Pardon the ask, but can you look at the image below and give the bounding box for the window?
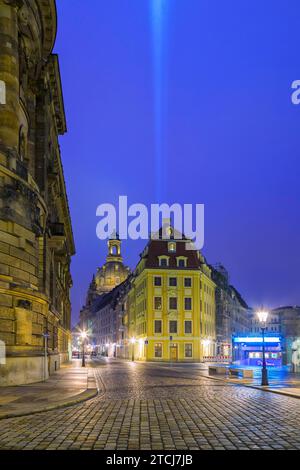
[160,258,168,267]
[154,276,162,286]
[178,259,186,268]
[154,320,162,334]
[168,242,176,253]
[169,297,177,310]
[184,298,192,310]
[185,343,193,358]
[0,80,6,105]
[154,297,162,310]
[184,277,192,287]
[154,343,162,358]
[169,277,177,287]
[169,320,178,334]
[184,320,192,334]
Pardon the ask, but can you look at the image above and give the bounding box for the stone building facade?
[90,278,131,358]
[0,0,75,385]
[211,264,251,359]
[250,305,300,366]
[79,236,130,332]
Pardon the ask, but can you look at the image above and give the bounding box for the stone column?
[0,0,22,161]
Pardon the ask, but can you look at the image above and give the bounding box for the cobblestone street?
[0,359,299,450]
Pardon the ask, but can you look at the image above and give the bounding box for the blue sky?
[55,0,300,324]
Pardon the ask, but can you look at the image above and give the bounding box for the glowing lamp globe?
[257,310,269,323]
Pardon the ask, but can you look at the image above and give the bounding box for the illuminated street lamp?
[202,339,211,359]
[80,331,88,367]
[257,309,269,386]
[130,337,136,362]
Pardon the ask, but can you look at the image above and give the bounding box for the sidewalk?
[203,364,300,399]
[0,359,98,419]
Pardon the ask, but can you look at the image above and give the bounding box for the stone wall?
[0,0,75,385]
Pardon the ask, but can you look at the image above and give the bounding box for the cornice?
[36,0,57,59]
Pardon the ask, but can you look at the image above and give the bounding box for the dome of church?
[88,236,130,300]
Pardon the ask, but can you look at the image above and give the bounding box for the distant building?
[90,278,131,357]
[79,235,130,332]
[250,308,281,335]
[271,306,300,366]
[211,264,251,359]
[243,305,300,367]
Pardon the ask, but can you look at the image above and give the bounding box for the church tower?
[92,235,130,296]
[106,236,122,263]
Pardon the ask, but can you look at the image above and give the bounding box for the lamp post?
[80,331,87,367]
[130,337,136,362]
[257,310,269,386]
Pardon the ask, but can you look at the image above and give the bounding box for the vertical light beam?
[151,0,168,202]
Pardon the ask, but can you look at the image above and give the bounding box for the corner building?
[127,227,216,362]
[0,0,75,385]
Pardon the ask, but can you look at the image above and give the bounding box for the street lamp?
[257,309,269,386]
[130,337,136,362]
[202,339,211,360]
[80,331,88,367]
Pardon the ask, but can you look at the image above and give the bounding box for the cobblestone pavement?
[0,359,299,450]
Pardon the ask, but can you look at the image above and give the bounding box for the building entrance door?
[170,343,178,361]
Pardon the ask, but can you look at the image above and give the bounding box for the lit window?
[185,343,193,358]
[168,242,176,253]
[154,343,162,358]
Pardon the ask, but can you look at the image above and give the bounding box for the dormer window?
[176,257,187,268]
[168,242,176,253]
[158,256,169,267]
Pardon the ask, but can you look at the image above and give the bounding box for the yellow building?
[127,227,216,362]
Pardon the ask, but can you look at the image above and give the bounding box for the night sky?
[54,0,300,325]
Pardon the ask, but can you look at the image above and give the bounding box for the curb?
[0,368,100,420]
[202,373,300,399]
[0,387,99,420]
[241,383,300,399]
